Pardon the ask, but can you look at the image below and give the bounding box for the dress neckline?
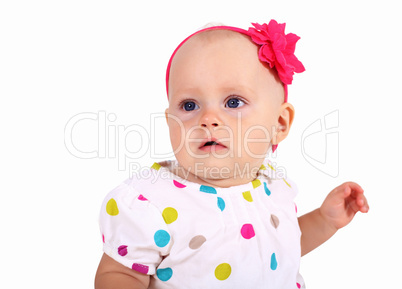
[150,159,282,194]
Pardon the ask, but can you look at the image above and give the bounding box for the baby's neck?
[167,162,260,188]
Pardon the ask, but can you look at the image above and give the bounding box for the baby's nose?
[201,122,218,128]
[199,109,221,128]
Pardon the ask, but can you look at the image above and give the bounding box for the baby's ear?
[165,108,169,124]
[273,103,295,145]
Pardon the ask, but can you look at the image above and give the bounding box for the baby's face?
[166,31,291,187]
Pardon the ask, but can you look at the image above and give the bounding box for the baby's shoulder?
[103,162,175,208]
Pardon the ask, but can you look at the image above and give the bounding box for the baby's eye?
[182,101,199,111]
[225,97,245,109]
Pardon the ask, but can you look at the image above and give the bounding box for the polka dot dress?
[99,160,305,288]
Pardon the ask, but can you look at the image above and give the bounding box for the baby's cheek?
[169,128,182,147]
[169,125,199,159]
[168,116,184,139]
[242,126,272,156]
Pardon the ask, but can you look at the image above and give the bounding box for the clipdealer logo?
[301,110,339,177]
[64,111,170,171]
[64,109,340,177]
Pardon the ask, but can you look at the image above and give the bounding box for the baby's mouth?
[199,139,227,152]
[204,141,219,146]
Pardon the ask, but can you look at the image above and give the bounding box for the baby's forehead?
[171,29,260,72]
[192,29,249,42]
[182,29,256,52]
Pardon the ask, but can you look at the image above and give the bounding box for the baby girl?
[95,20,369,288]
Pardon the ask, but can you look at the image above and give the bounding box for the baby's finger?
[357,194,369,213]
[347,196,363,213]
[346,182,364,196]
[326,184,351,207]
[350,192,369,213]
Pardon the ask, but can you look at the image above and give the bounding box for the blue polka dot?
[200,185,217,194]
[270,253,278,270]
[154,230,170,247]
[264,182,271,196]
[157,267,173,281]
[217,197,225,211]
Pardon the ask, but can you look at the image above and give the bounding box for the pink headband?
[165,20,305,102]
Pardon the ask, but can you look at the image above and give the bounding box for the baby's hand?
[320,182,369,230]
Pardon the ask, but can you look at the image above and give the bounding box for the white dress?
[99,160,306,288]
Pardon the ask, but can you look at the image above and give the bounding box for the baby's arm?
[95,253,150,289]
[298,182,369,256]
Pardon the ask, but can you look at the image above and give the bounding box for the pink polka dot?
[138,194,148,201]
[102,234,105,243]
[295,203,298,213]
[173,180,186,188]
[118,245,128,256]
[297,283,301,288]
[240,224,255,239]
[132,263,149,274]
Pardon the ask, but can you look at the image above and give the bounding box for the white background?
[1,0,401,288]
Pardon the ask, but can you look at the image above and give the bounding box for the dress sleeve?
[99,180,172,275]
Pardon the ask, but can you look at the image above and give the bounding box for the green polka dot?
[242,191,253,202]
[162,207,178,224]
[106,198,119,216]
[151,162,161,170]
[215,263,231,280]
[252,179,261,188]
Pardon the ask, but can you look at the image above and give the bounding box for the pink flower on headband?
[248,20,305,85]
